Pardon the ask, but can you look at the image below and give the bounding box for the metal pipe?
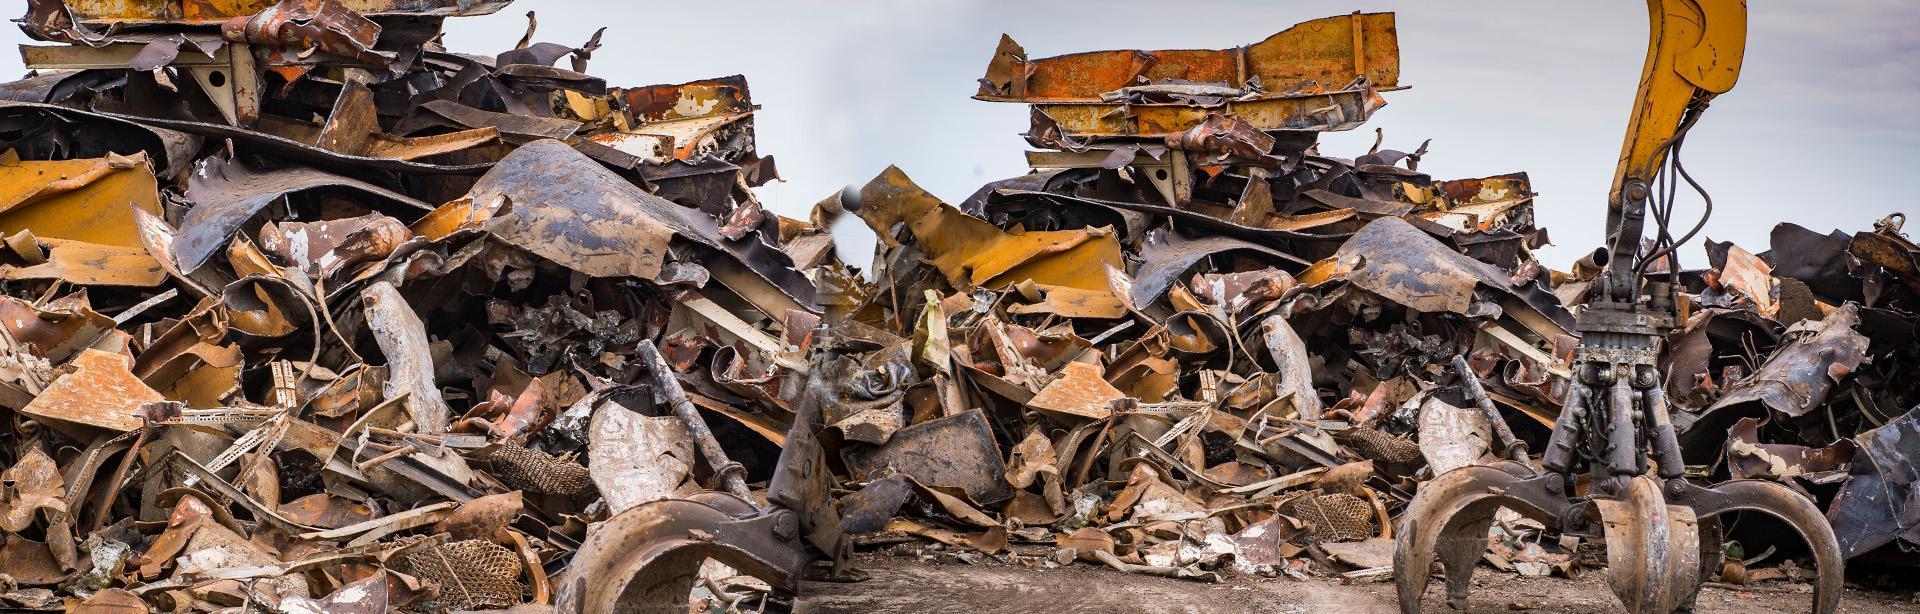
[1451,356,1530,463]
[636,340,751,500]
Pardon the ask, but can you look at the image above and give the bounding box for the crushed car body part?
[466,139,816,310]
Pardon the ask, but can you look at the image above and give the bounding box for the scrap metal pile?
[0,0,824,611]
[0,3,1910,612]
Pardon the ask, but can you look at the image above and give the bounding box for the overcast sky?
[7,1,1915,269]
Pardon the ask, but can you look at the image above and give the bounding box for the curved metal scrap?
[0,101,200,178]
[467,139,817,310]
[175,153,429,274]
[556,493,808,614]
[1394,463,1564,613]
[1684,304,1868,453]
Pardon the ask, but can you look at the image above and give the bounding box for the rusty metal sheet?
[620,75,754,123]
[1026,361,1123,423]
[977,13,1399,101]
[173,152,427,274]
[844,410,1014,505]
[21,348,162,437]
[1688,304,1869,445]
[854,166,1123,295]
[0,296,111,363]
[1712,243,1779,317]
[3,239,167,287]
[465,139,815,309]
[0,152,162,247]
[258,214,410,281]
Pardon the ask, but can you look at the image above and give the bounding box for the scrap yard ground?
[798,553,1918,614]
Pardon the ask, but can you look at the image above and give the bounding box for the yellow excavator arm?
[1597,0,1746,301]
[1610,0,1747,206]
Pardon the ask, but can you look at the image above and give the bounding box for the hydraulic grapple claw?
[1397,469,1845,614]
[1394,463,1566,614]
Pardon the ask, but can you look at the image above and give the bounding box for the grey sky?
[7,1,1915,269]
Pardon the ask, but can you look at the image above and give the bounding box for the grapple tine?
[1595,475,1701,613]
[1670,479,1845,614]
[555,495,809,614]
[1395,463,1565,613]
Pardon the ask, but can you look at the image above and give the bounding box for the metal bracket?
[22,41,260,127]
[1025,148,1191,207]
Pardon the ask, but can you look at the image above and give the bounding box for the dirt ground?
[796,552,1920,614]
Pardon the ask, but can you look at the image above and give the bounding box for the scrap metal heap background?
[0,2,1910,611]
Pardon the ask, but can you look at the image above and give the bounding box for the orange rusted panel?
[20,348,162,437]
[979,12,1399,102]
[852,166,1123,295]
[1243,12,1399,94]
[0,152,162,248]
[1026,362,1125,423]
[619,75,754,123]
